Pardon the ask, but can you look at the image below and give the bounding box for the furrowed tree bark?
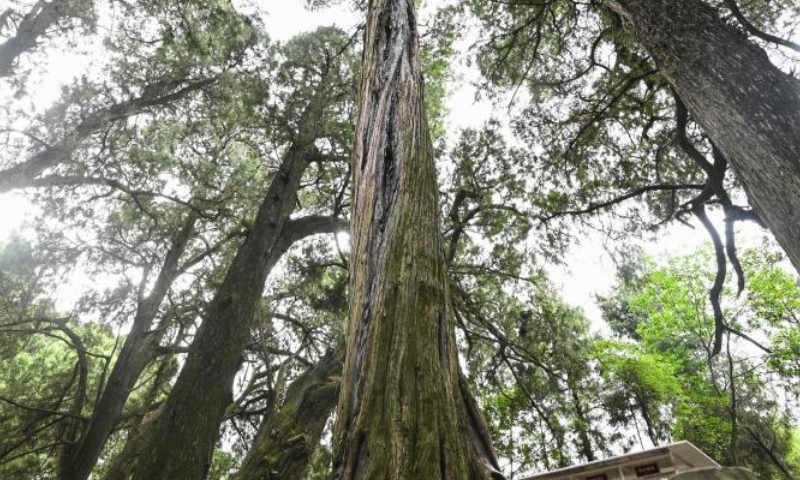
[234,349,342,480]
[332,1,503,479]
[124,107,337,480]
[604,0,800,273]
[59,212,198,480]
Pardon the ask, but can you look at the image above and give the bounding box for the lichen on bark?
[332,1,502,479]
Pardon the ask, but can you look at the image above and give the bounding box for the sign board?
[635,464,661,477]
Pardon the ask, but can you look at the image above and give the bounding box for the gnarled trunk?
[234,349,342,480]
[604,0,800,273]
[332,1,502,479]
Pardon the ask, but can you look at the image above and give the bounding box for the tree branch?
[722,0,800,53]
[542,184,705,221]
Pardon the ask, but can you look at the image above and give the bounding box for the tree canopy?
[0,0,799,479]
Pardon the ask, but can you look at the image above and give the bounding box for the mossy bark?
[604,0,800,273]
[234,349,342,480]
[122,107,323,480]
[332,1,502,479]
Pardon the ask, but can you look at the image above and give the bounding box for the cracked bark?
[332,1,502,479]
[604,0,800,273]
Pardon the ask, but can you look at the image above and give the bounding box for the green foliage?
[601,246,800,477]
[0,238,118,479]
[420,5,457,140]
[2,0,800,478]
[593,341,684,445]
[208,450,238,480]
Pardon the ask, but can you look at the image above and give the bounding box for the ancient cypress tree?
[332,1,502,479]
[602,0,800,273]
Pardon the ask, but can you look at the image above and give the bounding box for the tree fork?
[124,103,325,480]
[332,1,502,479]
[604,0,800,273]
[59,211,198,480]
[234,348,342,480]
[99,213,344,480]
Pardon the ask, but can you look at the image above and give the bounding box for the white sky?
[0,0,780,328]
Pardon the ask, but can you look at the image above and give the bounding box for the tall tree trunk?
[603,0,800,273]
[332,2,502,479]
[234,349,342,480]
[99,215,343,480]
[59,212,198,480]
[124,108,338,479]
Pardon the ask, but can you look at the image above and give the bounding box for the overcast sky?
[0,0,776,329]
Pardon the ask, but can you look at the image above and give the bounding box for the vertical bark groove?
[332,1,502,479]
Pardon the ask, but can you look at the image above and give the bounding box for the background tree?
[462,0,800,355]
[599,246,800,478]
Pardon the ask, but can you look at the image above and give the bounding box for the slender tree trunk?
[234,349,342,480]
[125,151,310,480]
[569,385,595,463]
[604,0,800,273]
[96,356,176,480]
[55,324,90,477]
[59,212,198,480]
[332,2,502,479]
[99,215,343,480]
[746,427,799,480]
[634,391,660,445]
